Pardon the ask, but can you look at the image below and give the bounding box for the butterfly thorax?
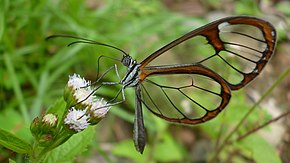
[120,55,141,88]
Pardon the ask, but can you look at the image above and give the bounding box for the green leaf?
[0,109,33,143]
[0,0,5,41]
[153,134,184,162]
[112,139,148,162]
[9,158,16,163]
[236,135,281,163]
[0,128,32,154]
[235,0,259,15]
[43,126,95,163]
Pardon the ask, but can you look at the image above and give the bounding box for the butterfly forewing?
[139,16,276,124]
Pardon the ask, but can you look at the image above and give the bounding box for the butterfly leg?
[76,64,122,107]
[71,83,105,107]
[114,63,121,81]
[98,64,126,107]
[99,86,126,107]
[91,64,117,86]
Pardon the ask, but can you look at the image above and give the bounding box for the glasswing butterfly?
[48,16,277,154]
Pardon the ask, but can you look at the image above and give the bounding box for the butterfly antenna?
[46,34,129,56]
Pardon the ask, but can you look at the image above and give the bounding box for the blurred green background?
[1,0,290,162]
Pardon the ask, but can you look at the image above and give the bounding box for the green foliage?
[46,98,67,121]
[277,1,290,15]
[0,109,32,142]
[152,134,185,162]
[236,135,281,163]
[43,126,95,163]
[234,0,260,15]
[112,139,147,162]
[9,159,16,163]
[112,134,185,162]
[0,128,32,154]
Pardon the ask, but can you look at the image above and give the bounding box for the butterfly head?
[121,55,137,68]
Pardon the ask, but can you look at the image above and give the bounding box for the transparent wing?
[139,64,231,124]
[140,16,276,90]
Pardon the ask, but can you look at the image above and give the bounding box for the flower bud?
[64,84,76,108]
[30,114,59,145]
[30,117,41,138]
[38,134,54,146]
[42,113,58,128]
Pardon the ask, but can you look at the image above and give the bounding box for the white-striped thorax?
[120,55,141,88]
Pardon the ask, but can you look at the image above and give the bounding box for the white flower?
[67,73,94,106]
[91,98,111,118]
[68,73,90,90]
[42,113,57,127]
[74,88,94,106]
[64,107,90,132]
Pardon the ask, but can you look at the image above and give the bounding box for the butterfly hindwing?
[139,64,231,124]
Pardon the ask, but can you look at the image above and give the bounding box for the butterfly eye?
[121,55,132,67]
[122,55,138,68]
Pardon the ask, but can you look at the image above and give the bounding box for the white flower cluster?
[64,107,90,132]
[68,74,94,106]
[64,73,111,132]
[92,98,110,118]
